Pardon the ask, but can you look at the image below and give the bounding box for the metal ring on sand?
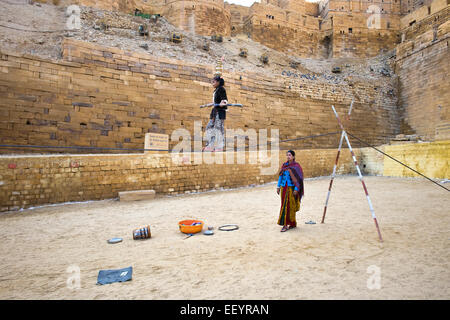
[218,224,239,231]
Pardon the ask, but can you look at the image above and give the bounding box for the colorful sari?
[277,161,304,228]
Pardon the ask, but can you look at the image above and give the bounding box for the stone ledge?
[119,189,156,201]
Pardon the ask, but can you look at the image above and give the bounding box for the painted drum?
[133,225,151,240]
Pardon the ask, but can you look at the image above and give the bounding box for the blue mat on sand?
[97,266,132,285]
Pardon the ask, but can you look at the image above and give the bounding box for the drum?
[132,225,151,240]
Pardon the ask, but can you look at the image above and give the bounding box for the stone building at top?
[39,0,449,59]
[226,0,405,58]
[63,0,232,37]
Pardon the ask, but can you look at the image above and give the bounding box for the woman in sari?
[277,150,304,232]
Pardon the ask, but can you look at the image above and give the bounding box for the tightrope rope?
[0,131,341,153]
[1,131,447,192]
[345,131,449,192]
[0,144,168,152]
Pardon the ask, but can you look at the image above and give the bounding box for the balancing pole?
[331,105,383,242]
[200,103,243,108]
[321,99,354,224]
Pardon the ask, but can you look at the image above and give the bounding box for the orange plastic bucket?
[179,219,203,234]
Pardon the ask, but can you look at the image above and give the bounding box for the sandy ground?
[0,176,449,300]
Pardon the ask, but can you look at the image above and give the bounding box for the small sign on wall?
[144,133,169,153]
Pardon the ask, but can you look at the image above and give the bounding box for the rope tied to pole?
[0,130,447,192]
[346,131,450,192]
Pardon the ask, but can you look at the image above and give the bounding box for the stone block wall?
[243,3,327,58]
[326,0,402,15]
[36,0,231,37]
[343,140,450,179]
[0,148,359,212]
[395,0,450,140]
[0,38,400,154]
[383,140,450,178]
[317,0,403,57]
[400,0,449,39]
[278,0,306,13]
[162,0,231,36]
[305,2,320,17]
[36,0,163,14]
[401,0,435,14]
[2,139,447,212]
[241,0,403,58]
[225,3,251,35]
[36,0,420,59]
[329,11,401,57]
[244,20,327,58]
[359,145,385,176]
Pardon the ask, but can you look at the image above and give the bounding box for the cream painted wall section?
[383,141,450,179]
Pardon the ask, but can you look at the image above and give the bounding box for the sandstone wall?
[242,0,403,58]
[243,3,327,58]
[2,140,448,212]
[327,0,402,14]
[305,2,320,16]
[0,38,400,155]
[0,148,359,212]
[279,0,307,13]
[359,145,385,176]
[162,0,231,36]
[383,140,450,178]
[40,0,408,58]
[37,0,162,14]
[37,0,231,36]
[395,0,450,140]
[329,11,401,57]
[400,0,448,31]
[401,0,435,14]
[316,0,403,57]
[225,3,251,35]
[357,140,450,179]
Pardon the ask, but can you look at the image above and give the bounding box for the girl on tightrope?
[277,150,304,232]
[201,75,228,152]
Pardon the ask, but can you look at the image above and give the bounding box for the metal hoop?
[218,224,239,231]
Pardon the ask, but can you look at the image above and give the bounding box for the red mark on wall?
[8,163,17,169]
[70,161,79,168]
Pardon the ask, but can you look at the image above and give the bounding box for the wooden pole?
[331,105,383,242]
[322,100,354,224]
